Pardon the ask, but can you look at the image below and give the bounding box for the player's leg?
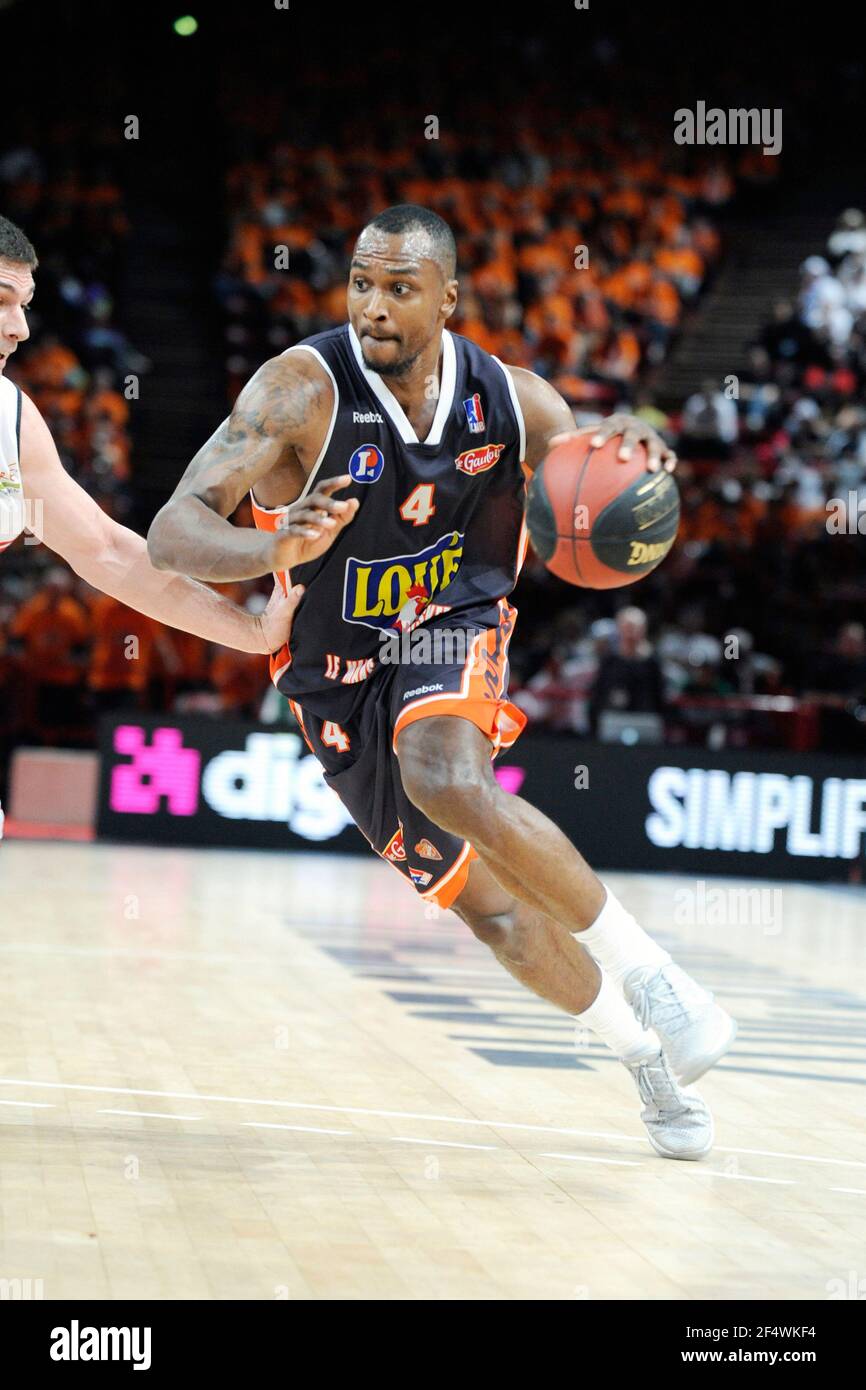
[447,855,713,1160]
[450,854,650,1051]
[301,669,715,1161]
[397,714,736,1085]
[399,711,637,929]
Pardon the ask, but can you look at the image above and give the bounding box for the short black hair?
[0,215,37,268]
[360,204,456,279]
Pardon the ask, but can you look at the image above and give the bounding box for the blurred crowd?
[677,206,866,521]
[0,126,144,523]
[511,208,866,749]
[214,84,749,406]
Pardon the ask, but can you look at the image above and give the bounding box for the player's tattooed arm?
[147,351,359,581]
[506,365,677,474]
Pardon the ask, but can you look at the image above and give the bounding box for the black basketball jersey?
[251,322,529,722]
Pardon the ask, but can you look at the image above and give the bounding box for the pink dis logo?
[110,725,201,816]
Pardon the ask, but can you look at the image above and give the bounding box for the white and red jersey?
[0,375,25,554]
[0,375,24,838]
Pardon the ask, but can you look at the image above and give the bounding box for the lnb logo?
[110,725,354,841]
[646,767,866,859]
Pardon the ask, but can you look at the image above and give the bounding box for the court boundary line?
[1,1076,863,1169]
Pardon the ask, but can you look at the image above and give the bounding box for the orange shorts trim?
[394,692,527,757]
[288,699,315,754]
[420,842,478,909]
[378,831,477,909]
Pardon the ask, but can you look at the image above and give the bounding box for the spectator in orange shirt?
[655,234,705,299]
[591,327,641,383]
[642,276,681,351]
[210,645,266,717]
[86,595,180,715]
[167,630,212,704]
[23,334,85,392]
[10,567,90,736]
[84,368,129,429]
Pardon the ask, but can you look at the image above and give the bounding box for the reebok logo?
[353,411,383,423]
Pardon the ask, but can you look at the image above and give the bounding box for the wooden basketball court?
[1,839,864,1300]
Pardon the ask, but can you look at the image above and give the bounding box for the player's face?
[0,259,34,373]
[348,231,456,377]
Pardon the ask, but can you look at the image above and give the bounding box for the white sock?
[578,884,671,987]
[576,972,659,1065]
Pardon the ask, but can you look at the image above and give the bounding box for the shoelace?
[635,1055,690,1117]
[630,968,709,1037]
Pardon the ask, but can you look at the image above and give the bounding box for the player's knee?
[403,759,493,835]
[397,722,496,835]
[453,900,519,951]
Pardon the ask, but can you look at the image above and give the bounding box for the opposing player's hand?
[550,414,677,473]
[267,476,360,571]
[256,578,305,654]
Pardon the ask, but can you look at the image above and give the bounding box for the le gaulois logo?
[454,443,505,476]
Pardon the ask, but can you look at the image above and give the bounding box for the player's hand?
[256,578,305,654]
[550,415,677,473]
[266,476,360,571]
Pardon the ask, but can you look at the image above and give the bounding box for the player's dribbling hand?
[267,476,360,571]
[550,415,677,473]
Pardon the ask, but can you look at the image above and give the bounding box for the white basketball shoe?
[624,963,737,1086]
[625,1050,714,1160]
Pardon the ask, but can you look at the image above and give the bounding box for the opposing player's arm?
[147,350,358,582]
[19,391,300,655]
[505,365,677,473]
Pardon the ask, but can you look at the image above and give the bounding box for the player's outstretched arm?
[19,391,299,654]
[147,350,358,582]
[505,365,677,473]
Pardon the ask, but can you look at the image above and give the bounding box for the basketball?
[525,435,681,589]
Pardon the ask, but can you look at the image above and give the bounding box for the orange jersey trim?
[251,491,293,680]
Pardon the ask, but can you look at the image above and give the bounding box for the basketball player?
[0,214,356,836]
[149,205,737,1160]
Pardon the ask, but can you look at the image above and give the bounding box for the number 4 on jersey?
[399,483,436,527]
[321,721,351,753]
